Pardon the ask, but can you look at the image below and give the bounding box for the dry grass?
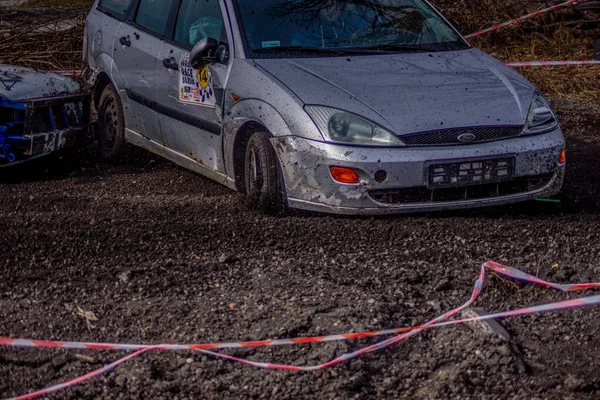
[0,7,87,71]
[474,28,600,100]
[437,0,600,100]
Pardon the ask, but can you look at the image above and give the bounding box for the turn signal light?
[559,149,566,165]
[330,167,360,184]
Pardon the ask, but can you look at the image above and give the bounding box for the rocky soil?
[1,100,600,399]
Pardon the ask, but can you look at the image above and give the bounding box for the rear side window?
[98,0,133,18]
[174,0,225,47]
[135,0,173,36]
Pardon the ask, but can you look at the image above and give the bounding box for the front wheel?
[244,131,287,213]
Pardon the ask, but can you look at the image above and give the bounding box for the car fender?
[90,52,118,88]
[223,99,293,184]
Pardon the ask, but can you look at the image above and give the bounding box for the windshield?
[234,0,469,57]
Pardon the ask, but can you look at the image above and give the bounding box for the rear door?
[155,0,229,173]
[112,0,175,143]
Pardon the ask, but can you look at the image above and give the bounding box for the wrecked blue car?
[0,65,91,167]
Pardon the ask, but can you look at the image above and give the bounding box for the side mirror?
[190,37,219,69]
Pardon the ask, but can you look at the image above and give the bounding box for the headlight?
[523,93,559,135]
[305,106,405,146]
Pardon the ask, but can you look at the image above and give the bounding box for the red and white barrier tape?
[44,60,600,78]
[465,0,588,38]
[506,60,600,67]
[5,349,152,400]
[2,261,600,400]
[49,70,84,78]
[46,61,600,81]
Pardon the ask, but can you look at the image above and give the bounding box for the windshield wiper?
[344,44,437,53]
[252,44,438,57]
[252,46,347,55]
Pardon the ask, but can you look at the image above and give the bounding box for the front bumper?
[272,128,566,215]
[0,93,91,167]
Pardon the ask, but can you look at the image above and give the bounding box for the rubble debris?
[461,307,512,341]
[219,254,237,264]
[75,306,99,331]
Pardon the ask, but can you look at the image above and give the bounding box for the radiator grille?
[400,126,524,146]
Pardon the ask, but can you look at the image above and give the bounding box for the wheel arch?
[93,72,112,109]
[225,99,294,192]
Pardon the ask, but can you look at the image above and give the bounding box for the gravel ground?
[1,100,599,400]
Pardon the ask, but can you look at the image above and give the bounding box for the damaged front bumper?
[0,92,91,167]
[272,129,566,215]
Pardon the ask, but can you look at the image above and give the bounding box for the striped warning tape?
[506,60,600,67]
[44,61,600,77]
[465,0,589,38]
[49,70,84,78]
[3,261,600,400]
[44,59,600,83]
[6,349,153,400]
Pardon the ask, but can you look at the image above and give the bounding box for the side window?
[135,0,172,36]
[174,0,225,47]
[98,0,133,18]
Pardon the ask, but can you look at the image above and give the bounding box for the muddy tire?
[244,131,286,213]
[97,83,125,160]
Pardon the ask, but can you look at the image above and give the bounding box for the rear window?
[98,0,133,19]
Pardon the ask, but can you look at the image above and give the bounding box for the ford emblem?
[457,132,476,143]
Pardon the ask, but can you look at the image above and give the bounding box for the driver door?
[156,0,229,174]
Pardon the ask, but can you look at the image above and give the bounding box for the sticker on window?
[262,41,281,48]
[178,56,215,107]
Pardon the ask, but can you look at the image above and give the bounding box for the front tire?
[244,131,286,213]
[97,83,125,160]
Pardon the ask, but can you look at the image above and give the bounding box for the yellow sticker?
[198,66,210,89]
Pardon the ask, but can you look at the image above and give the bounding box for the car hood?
[253,49,536,136]
[0,65,81,102]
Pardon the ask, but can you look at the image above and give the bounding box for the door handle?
[163,57,179,71]
[119,35,131,47]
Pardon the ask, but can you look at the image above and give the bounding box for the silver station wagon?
[84,0,566,215]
